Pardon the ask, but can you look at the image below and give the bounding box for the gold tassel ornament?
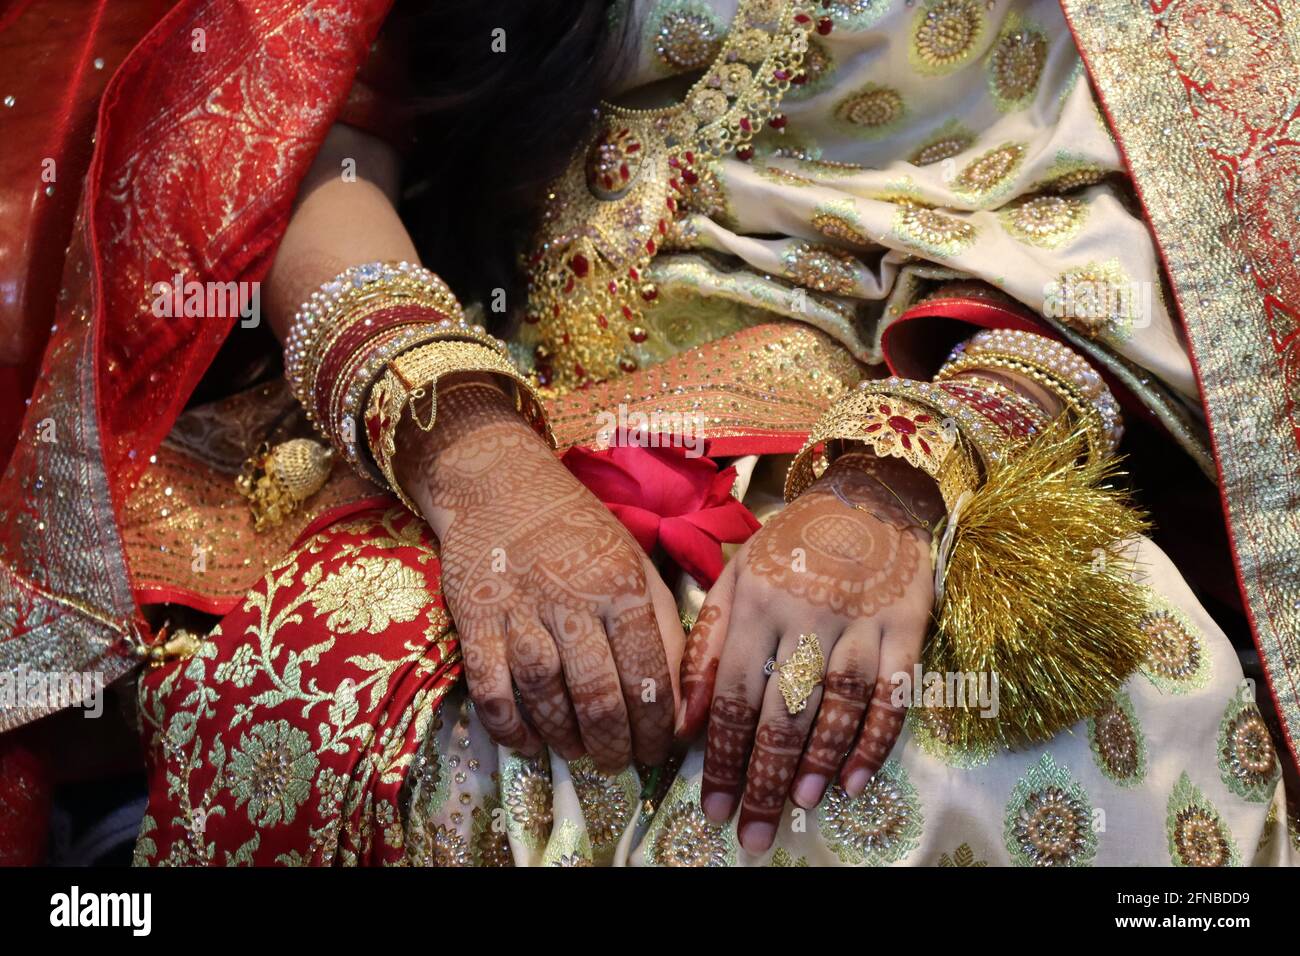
[236,438,334,532]
[922,418,1151,751]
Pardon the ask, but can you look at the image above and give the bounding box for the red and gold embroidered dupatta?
[0,0,394,730]
[1,0,1298,772]
[1062,0,1300,762]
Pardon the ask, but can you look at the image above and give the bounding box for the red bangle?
[312,304,448,425]
[937,380,1044,442]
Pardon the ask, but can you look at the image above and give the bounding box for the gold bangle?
[937,353,1113,459]
[286,261,463,411]
[307,293,437,405]
[366,340,554,515]
[323,319,517,476]
[784,378,1007,512]
[937,328,1122,455]
[941,372,1052,428]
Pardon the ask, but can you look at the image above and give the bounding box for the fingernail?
[793,773,827,809]
[739,821,775,854]
[677,692,708,740]
[844,768,870,796]
[702,792,734,823]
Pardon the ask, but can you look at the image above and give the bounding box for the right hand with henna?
[392,376,684,771]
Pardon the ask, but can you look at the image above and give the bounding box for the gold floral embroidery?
[834,83,907,136]
[937,842,987,866]
[819,760,923,865]
[909,0,988,76]
[1087,691,1147,786]
[136,507,460,867]
[309,556,430,634]
[909,120,976,167]
[470,796,515,867]
[569,755,639,864]
[987,19,1048,112]
[1167,773,1239,867]
[812,199,874,246]
[891,204,977,257]
[999,194,1089,248]
[501,753,554,850]
[404,732,451,821]
[782,242,861,294]
[1218,682,1280,803]
[953,142,1026,201]
[1004,754,1097,867]
[1139,599,1210,693]
[649,0,725,72]
[1034,152,1110,193]
[908,708,995,769]
[412,823,471,867]
[1043,259,1142,340]
[213,641,258,689]
[643,775,737,866]
[227,719,318,828]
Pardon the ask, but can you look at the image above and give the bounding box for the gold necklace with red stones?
[520,0,825,393]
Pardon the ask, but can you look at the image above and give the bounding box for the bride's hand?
[394,377,683,772]
[675,451,940,854]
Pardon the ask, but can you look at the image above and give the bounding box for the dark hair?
[392,0,625,318]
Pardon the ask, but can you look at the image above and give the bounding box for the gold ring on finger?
[774,633,825,716]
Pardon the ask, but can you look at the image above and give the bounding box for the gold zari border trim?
[1063,0,1300,757]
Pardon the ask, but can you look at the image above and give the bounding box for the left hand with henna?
[675,450,943,855]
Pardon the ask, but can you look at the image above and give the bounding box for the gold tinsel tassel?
[236,438,334,532]
[923,418,1151,751]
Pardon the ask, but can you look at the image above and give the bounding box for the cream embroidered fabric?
[588,0,1198,402]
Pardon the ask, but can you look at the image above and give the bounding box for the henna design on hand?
[391,382,675,768]
[701,693,760,818]
[741,488,918,619]
[740,720,808,827]
[459,623,536,753]
[679,602,723,735]
[607,602,674,765]
[694,448,935,824]
[545,607,632,771]
[843,677,908,792]
[798,670,870,778]
[505,617,582,758]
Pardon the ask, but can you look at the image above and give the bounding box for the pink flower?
[561,444,760,587]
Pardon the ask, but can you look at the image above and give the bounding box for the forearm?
[264,121,551,519]
[265,123,416,344]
